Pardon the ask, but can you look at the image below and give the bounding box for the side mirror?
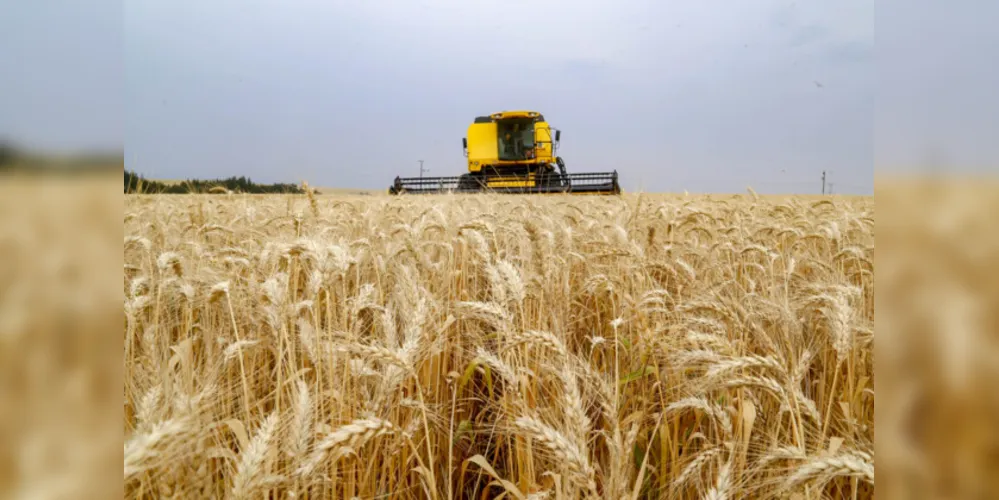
[462,138,467,149]
[555,130,561,142]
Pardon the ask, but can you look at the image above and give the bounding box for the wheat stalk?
[124,418,190,481]
[231,411,280,499]
[665,396,733,436]
[502,330,569,358]
[296,418,399,478]
[123,192,874,498]
[703,460,731,500]
[782,449,874,491]
[514,416,597,494]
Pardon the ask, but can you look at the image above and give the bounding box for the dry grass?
[123,191,874,499]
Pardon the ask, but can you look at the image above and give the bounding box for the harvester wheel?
[457,174,482,192]
[538,166,567,191]
[555,157,570,189]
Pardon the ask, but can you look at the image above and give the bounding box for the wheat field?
[123,190,874,499]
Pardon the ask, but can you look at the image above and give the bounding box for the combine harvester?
[388,110,621,195]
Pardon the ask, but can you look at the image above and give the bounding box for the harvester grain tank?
[388,110,621,195]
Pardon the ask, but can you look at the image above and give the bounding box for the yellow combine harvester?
[388,110,621,194]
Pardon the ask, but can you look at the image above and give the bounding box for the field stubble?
[123,191,874,499]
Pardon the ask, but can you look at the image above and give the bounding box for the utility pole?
[419,160,427,180]
[821,170,827,195]
[829,182,835,195]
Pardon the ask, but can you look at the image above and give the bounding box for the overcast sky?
[0,0,121,154]
[3,1,997,194]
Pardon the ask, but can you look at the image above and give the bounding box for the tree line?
[1,141,122,173]
[124,169,305,194]
[1,141,307,194]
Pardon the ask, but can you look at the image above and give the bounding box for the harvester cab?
[389,110,621,195]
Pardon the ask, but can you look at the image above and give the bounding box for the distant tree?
[0,141,18,168]
[124,169,163,193]
[124,169,136,192]
[124,169,303,194]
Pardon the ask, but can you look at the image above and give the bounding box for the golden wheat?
[123,191,874,499]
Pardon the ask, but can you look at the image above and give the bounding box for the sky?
[3,1,997,194]
[0,0,122,153]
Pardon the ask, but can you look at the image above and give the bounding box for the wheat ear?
[296,418,398,478]
[514,416,597,493]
